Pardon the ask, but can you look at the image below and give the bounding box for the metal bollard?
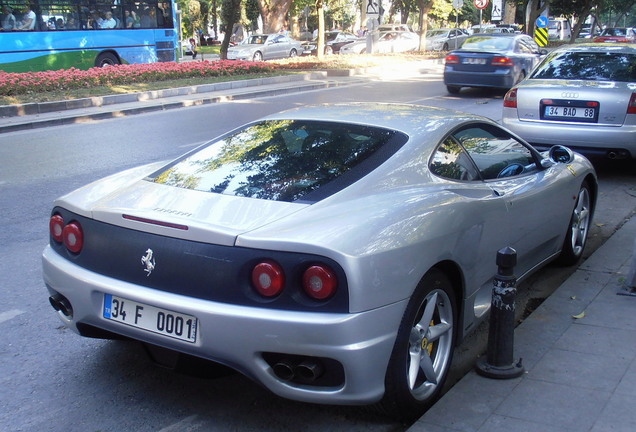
[476,246,525,379]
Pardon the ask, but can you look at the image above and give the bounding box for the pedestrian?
[188,37,198,59]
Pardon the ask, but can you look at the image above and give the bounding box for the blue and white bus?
[0,0,177,72]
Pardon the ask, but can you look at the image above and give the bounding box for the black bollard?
[476,246,525,379]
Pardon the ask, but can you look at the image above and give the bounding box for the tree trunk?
[503,0,516,25]
[257,0,294,33]
[316,0,325,59]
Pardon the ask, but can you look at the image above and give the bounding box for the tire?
[442,43,449,51]
[377,269,456,422]
[252,51,263,62]
[446,85,461,94]
[556,181,592,266]
[289,48,297,58]
[325,46,333,55]
[95,52,119,67]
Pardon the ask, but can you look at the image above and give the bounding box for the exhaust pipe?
[296,360,324,383]
[49,293,73,318]
[272,359,296,381]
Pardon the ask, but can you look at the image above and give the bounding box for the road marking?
[158,415,206,432]
[0,309,25,324]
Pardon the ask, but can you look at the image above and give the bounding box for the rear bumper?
[503,108,636,159]
[444,68,515,89]
[42,245,405,405]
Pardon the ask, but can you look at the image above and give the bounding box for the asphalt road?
[1,69,634,432]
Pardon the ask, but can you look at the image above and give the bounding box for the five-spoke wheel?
[378,269,456,421]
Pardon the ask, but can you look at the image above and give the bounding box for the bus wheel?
[95,53,120,67]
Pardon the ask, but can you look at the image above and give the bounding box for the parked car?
[301,31,360,55]
[339,31,419,54]
[548,17,572,40]
[469,24,496,34]
[43,102,597,421]
[377,23,413,33]
[593,27,636,43]
[502,43,636,160]
[483,27,515,34]
[443,33,546,94]
[424,28,469,51]
[226,33,302,61]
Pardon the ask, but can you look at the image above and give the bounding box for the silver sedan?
[43,103,596,421]
[227,33,302,61]
[502,43,636,160]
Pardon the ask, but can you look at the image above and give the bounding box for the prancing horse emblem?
[141,248,156,276]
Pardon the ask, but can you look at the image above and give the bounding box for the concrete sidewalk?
[409,214,636,432]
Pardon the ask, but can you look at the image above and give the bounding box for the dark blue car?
[443,33,546,94]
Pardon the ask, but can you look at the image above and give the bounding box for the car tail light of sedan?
[628,93,636,114]
[503,88,518,108]
[303,265,337,300]
[491,56,514,66]
[445,54,460,64]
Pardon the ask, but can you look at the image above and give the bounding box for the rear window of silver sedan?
[530,51,636,82]
[149,120,407,203]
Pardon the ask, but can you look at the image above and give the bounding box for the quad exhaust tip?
[273,358,325,383]
[49,293,73,319]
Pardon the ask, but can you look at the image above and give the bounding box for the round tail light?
[303,265,337,300]
[251,261,285,297]
[49,214,65,243]
[62,222,84,254]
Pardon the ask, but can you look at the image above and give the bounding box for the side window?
[430,137,481,181]
[452,125,538,180]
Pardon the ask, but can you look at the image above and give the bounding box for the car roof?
[552,43,636,53]
[263,103,489,142]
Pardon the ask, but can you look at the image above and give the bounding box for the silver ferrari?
[43,103,597,421]
[502,43,636,160]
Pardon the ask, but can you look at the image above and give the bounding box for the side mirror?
[549,145,574,163]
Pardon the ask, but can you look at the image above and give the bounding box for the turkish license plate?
[103,294,197,343]
[462,57,486,65]
[544,105,597,121]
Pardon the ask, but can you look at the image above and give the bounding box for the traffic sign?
[536,16,548,28]
[365,0,380,18]
[474,0,489,10]
[452,0,464,10]
[534,27,548,46]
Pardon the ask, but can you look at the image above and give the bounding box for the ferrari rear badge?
[141,248,156,276]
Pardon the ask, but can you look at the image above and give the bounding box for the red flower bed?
[0,60,277,96]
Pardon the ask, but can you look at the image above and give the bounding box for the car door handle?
[493,189,505,197]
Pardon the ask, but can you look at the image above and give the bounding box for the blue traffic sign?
[536,16,548,28]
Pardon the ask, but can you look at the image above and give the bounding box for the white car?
[502,43,636,160]
[227,34,302,61]
[424,28,469,51]
[339,31,419,54]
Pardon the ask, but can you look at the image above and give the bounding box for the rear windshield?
[148,120,404,203]
[461,36,512,51]
[530,51,636,82]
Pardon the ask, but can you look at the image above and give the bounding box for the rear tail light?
[62,221,84,254]
[445,54,459,64]
[303,265,337,300]
[49,214,65,243]
[503,88,518,108]
[492,56,513,66]
[251,260,285,297]
[50,214,84,253]
[628,93,636,114]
